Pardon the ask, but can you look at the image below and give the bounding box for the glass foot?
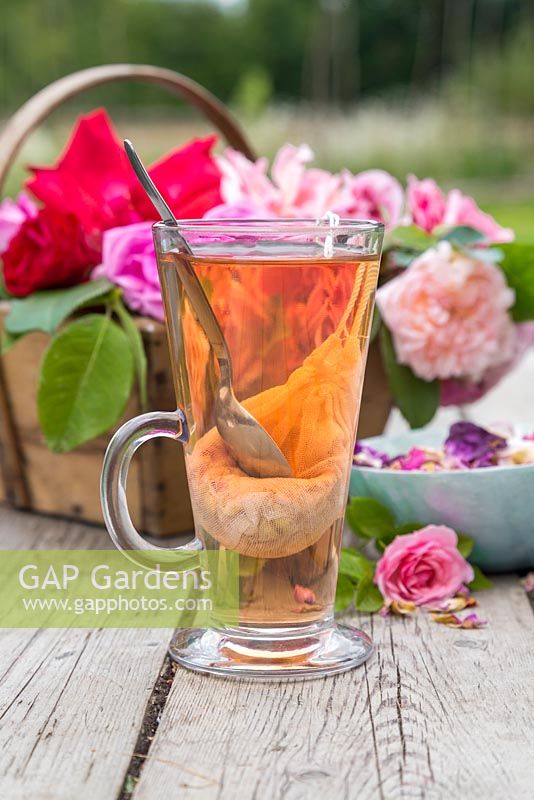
[169,622,373,680]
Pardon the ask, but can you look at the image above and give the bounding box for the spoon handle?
[174,255,232,370]
[124,139,178,228]
[124,139,233,378]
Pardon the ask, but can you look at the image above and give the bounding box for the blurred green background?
[0,0,533,239]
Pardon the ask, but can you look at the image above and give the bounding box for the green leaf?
[464,247,503,265]
[388,249,419,269]
[456,532,474,559]
[440,225,487,246]
[498,243,534,322]
[113,299,148,410]
[339,547,374,581]
[346,496,395,540]
[1,329,24,354]
[375,522,423,552]
[38,314,134,452]
[5,279,114,335]
[335,573,355,613]
[392,521,423,536]
[380,325,440,429]
[355,577,384,613]
[387,225,436,251]
[468,565,492,591]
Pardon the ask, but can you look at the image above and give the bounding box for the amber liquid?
[159,249,379,627]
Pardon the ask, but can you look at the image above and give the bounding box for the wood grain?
[1,506,533,800]
[132,578,534,800]
[0,507,172,800]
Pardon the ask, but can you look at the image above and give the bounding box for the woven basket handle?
[0,63,256,193]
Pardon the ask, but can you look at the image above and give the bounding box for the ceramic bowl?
[349,428,534,572]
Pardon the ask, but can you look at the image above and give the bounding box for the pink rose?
[374,525,474,605]
[213,148,277,214]
[406,175,447,234]
[270,144,342,216]
[208,144,401,227]
[376,242,516,381]
[443,189,513,243]
[336,169,404,228]
[92,222,163,320]
[0,192,38,253]
[209,143,343,219]
[407,175,513,243]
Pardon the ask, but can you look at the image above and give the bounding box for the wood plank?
[0,506,113,551]
[361,577,534,798]
[0,507,172,800]
[132,577,534,800]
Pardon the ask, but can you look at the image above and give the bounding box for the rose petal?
[293,584,317,605]
[425,595,478,613]
[431,611,486,628]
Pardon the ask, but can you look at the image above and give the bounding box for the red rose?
[129,135,222,220]
[27,110,142,237]
[27,110,222,244]
[2,208,99,297]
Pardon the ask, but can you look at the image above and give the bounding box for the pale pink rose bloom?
[271,143,315,209]
[0,192,38,253]
[92,222,163,321]
[211,144,406,225]
[376,242,516,381]
[444,189,514,243]
[203,199,268,220]
[374,525,474,605]
[336,169,404,228]
[215,148,277,213]
[210,143,344,219]
[406,175,447,233]
[271,144,342,215]
[294,167,344,216]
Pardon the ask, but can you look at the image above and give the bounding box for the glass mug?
[101,219,384,678]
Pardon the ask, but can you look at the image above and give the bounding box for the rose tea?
[159,250,379,625]
[101,220,383,677]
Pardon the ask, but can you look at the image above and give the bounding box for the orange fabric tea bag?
[187,265,376,558]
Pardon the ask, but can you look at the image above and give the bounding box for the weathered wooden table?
[1,505,533,800]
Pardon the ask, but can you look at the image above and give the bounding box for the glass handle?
[100,409,202,557]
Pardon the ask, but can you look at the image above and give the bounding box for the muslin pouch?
[186,262,376,558]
